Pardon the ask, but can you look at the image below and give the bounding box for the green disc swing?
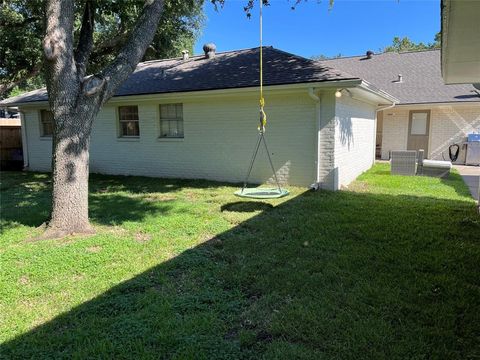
[234,1,289,199]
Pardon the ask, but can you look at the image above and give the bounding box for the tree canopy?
[383,33,441,53]
[0,0,204,98]
[311,32,440,60]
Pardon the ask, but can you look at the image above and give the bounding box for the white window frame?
[118,105,140,138]
[40,110,53,137]
[159,103,184,139]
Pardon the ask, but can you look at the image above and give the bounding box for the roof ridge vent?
[203,43,216,59]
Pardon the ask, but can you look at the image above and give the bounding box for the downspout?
[375,102,396,162]
[18,110,29,169]
[308,88,321,189]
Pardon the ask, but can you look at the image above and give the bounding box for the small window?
[118,106,140,137]
[40,110,54,137]
[410,112,428,135]
[159,104,183,138]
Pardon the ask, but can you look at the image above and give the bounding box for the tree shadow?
[221,201,274,213]
[0,172,230,233]
[1,183,479,358]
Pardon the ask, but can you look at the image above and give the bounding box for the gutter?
[374,102,397,163]
[19,111,29,169]
[376,102,396,113]
[308,88,321,189]
[357,80,399,104]
[0,79,365,108]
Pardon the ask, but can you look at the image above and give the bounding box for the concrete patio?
[454,165,480,200]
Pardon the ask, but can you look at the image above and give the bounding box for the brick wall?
[23,91,318,186]
[317,92,337,190]
[429,105,480,163]
[334,95,376,189]
[380,104,480,162]
[380,108,409,160]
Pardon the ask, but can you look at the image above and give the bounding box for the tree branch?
[96,32,128,51]
[74,0,95,80]
[99,0,165,102]
[0,64,42,98]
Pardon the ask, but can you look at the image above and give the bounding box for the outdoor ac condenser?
[465,134,480,166]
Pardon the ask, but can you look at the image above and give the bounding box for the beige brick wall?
[334,95,376,189]
[380,108,409,160]
[23,91,318,186]
[380,104,480,162]
[317,92,337,190]
[429,105,480,163]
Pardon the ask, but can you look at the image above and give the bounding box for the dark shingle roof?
[0,47,359,106]
[322,49,480,104]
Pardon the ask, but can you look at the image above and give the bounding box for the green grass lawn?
[1,163,479,359]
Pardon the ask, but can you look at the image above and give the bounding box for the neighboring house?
[0,46,396,190]
[323,50,480,163]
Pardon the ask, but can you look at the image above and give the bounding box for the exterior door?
[407,110,430,155]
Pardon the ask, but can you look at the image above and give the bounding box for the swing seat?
[234,187,289,199]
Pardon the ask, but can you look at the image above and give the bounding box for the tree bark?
[41,0,165,238]
[47,109,96,237]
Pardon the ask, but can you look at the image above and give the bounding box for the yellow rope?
[259,0,267,132]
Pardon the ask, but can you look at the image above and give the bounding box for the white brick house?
[324,50,480,163]
[1,47,395,190]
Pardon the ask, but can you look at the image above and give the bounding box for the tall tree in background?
[384,33,441,53]
[0,0,203,98]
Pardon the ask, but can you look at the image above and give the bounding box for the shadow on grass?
[1,175,479,358]
[221,201,274,213]
[0,172,234,233]
[440,171,474,198]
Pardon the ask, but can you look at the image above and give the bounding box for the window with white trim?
[40,110,54,137]
[159,103,183,138]
[118,106,140,137]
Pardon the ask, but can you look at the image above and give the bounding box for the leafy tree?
[0,0,203,98]
[3,0,333,239]
[311,53,342,61]
[2,0,204,238]
[384,32,441,53]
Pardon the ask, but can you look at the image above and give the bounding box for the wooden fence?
[0,125,23,170]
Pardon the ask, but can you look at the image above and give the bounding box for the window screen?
[160,104,183,138]
[40,110,54,137]
[118,106,140,137]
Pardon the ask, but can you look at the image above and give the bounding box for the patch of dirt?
[18,275,29,285]
[86,245,102,253]
[106,226,128,236]
[135,232,152,243]
[72,273,85,281]
[143,193,176,202]
[184,191,198,201]
[347,181,369,192]
[200,232,216,242]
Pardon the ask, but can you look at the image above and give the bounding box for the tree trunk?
[40,0,165,239]
[44,109,96,238]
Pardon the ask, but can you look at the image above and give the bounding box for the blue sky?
[194,0,440,58]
